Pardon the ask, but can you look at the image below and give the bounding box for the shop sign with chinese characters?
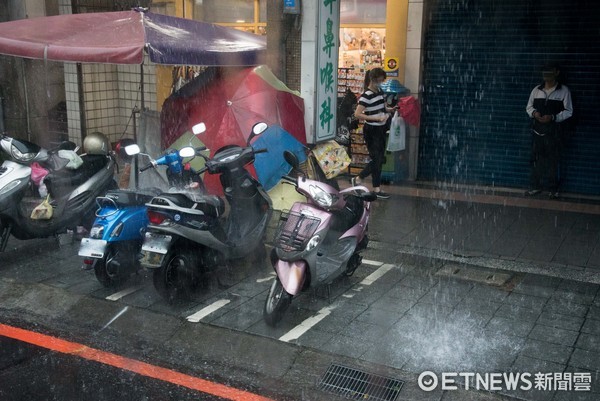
[315,0,340,142]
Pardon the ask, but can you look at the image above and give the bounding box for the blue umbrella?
[252,126,306,191]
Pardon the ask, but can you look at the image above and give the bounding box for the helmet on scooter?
[83,131,110,155]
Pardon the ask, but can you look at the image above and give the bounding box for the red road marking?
[0,323,274,401]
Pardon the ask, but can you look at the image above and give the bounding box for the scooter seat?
[104,189,162,207]
[44,154,108,198]
[158,193,225,217]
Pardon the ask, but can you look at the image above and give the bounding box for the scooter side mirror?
[124,144,141,156]
[283,150,300,170]
[247,122,268,145]
[179,147,196,158]
[192,122,206,135]
[253,122,268,135]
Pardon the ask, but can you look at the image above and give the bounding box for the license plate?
[78,238,107,258]
[140,250,166,268]
[141,233,172,254]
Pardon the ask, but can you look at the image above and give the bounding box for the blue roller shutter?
[419,0,600,195]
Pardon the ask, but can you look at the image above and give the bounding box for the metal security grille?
[318,364,404,401]
[420,0,600,195]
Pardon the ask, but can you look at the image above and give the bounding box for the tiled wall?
[64,60,157,147]
[59,1,157,147]
[64,63,80,143]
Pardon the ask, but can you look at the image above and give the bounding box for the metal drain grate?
[318,363,404,401]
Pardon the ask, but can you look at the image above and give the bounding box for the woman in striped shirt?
[352,68,397,199]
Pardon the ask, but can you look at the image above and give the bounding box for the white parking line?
[362,259,384,266]
[274,260,393,341]
[360,263,394,285]
[279,305,336,342]
[256,273,276,283]
[105,285,143,301]
[186,299,231,323]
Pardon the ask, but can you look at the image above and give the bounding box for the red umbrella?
[0,9,267,119]
[161,65,306,193]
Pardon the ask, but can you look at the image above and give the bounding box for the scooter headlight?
[305,234,321,251]
[309,185,334,208]
[0,180,21,196]
[11,145,35,162]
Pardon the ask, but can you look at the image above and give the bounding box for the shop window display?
[339,28,385,70]
[338,26,386,175]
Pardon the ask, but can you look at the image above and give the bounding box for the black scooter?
[0,133,116,252]
[140,122,272,302]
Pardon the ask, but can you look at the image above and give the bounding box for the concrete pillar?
[300,0,340,143]
[300,0,318,143]
[385,0,409,83]
[405,0,424,181]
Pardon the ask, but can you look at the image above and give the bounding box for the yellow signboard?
[384,57,399,77]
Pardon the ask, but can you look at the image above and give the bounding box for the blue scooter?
[79,137,206,287]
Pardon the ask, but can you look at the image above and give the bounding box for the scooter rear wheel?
[94,246,125,287]
[153,248,198,303]
[263,277,292,326]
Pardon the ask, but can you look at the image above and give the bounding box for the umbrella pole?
[76,63,87,143]
[131,108,139,190]
[140,63,145,111]
[20,60,31,141]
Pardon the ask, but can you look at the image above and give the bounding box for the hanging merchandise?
[171,66,205,93]
[387,111,406,152]
[335,88,358,146]
[399,95,421,127]
[311,140,351,179]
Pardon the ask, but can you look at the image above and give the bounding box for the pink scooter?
[263,151,377,326]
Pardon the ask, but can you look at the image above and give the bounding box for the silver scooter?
[140,122,272,303]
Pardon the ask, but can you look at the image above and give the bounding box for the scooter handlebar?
[139,161,155,172]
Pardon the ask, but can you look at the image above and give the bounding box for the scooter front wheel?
[153,248,198,304]
[263,277,292,326]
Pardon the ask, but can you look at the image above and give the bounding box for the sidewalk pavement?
[350,180,600,285]
[1,179,600,400]
[340,180,600,400]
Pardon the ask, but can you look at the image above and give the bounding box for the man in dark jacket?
[525,63,573,198]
